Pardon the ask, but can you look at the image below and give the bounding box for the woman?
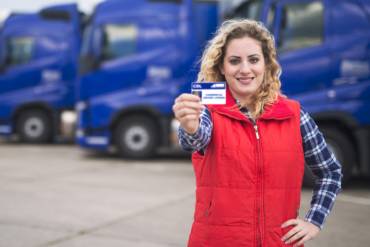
[172,19,342,247]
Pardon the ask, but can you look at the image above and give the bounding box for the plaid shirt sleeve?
[300,108,342,229]
[178,107,213,152]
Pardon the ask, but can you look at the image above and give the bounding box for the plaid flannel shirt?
[178,107,342,229]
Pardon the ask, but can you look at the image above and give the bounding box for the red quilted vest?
[188,88,305,247]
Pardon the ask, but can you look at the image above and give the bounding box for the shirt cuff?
[304,208,326,230]
[178,126,205,152]
[178,126,202,140]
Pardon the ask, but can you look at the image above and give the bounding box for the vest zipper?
[254,124,260,140]
[253,121,263,247]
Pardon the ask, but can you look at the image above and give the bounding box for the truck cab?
[221,0,370,183]
[0,4,82,142]
[77,0,218,158]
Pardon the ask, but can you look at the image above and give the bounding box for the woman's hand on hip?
[172,93,205,134]
[281,218,320,247]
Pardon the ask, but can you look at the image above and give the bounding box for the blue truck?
[77,0,218,158]
[0,4,82,142]
[221,0,370,183]
[77,0,369,182]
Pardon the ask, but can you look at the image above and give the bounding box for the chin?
[237,88,257,96]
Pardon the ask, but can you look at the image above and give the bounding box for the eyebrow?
[228,54,261,58]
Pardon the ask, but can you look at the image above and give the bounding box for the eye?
[250,57,259,64]
[229,58,240,65]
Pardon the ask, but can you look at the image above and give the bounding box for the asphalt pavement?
[0,142,369,247]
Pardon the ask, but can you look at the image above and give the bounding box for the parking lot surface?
[0,143,369,247]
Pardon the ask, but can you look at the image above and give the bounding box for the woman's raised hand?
[172,93,205,134]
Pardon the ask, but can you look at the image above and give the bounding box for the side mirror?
[0,45,4,73]
[79,54,100,75]
[79,25,103,75]
[0,63,5,73]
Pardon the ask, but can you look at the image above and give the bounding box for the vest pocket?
[194,199,214,225]
[194,188,213,223]
[188,221,255,247]
[204,200,213,217]
[208,188,254,226]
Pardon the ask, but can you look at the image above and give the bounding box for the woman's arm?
[281,108,342,246]
[178,107,213,152]
[300,108,342,229]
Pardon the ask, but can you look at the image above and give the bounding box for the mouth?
[237,77,255,85]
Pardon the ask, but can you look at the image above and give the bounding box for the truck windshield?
[101,24,137,62]
[6,37,34,67]
[221,0,262,21]
[278,2,323,52]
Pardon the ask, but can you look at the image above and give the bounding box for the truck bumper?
[0,124,12,136]
[76,129,110,151]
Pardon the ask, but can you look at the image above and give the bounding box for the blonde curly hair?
[197,19,283,118]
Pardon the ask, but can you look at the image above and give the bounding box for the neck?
[228,88,253,108]
[233,95,253,110]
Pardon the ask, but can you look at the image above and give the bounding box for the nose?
[240,61,251,74]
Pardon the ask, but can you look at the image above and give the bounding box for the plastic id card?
[191,82,226,105]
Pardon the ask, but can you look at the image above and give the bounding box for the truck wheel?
[303,127,353,187]
[16,110,52,143]
[114,116,158,158]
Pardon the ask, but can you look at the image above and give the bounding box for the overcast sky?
[0,0,103,22]
[0,0,102,15]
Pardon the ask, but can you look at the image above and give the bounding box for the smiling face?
[221,36,266,106]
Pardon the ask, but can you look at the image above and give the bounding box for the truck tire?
[303,127,353,187]
[16,110,52,143]
[114,116,158,159]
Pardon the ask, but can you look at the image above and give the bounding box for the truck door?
[0,33,41,128]
[273,0,332,97]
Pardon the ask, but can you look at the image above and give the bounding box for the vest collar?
[207,85,294,121]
